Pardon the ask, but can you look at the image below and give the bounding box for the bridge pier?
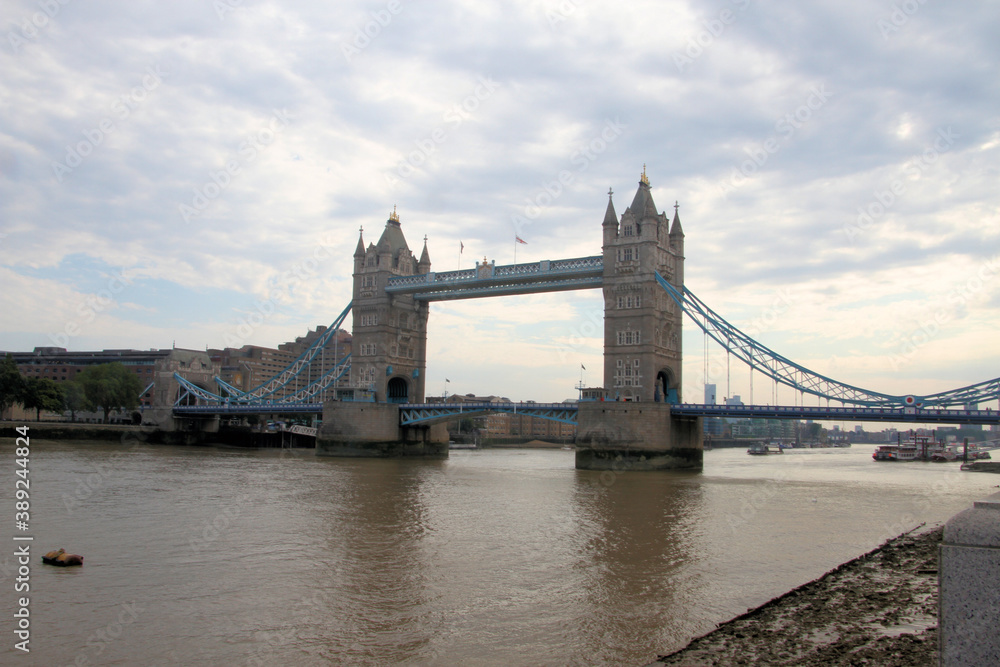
[316,402,449,458]
[574,402,703,471]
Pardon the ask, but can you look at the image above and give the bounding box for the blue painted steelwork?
[278,354,351,403]
[231,302,352,401]
[654,273,1000,409]
[385,256,603,301]
[174,403,323,415]
[173,373,226,405]
[214,376,245,398]
[398,402,578,426]
[671,403,1000,425]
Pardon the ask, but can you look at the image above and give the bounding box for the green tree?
[78,363,142,423]
[22,377,64,421]
[63,381,87,422]
[0,353,25,417]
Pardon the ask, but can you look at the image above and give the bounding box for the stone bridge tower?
[351,208,430,403]
[601,167,685,403]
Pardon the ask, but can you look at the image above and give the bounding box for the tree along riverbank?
[653,526,945,666]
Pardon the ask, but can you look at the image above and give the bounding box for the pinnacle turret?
[669,201,684,237]
[418,235,431,273]
[602,188,618,227]
[354,227,365,258]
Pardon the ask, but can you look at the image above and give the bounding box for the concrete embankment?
[0,421,311,448]
[653,527,944,666]
[0,420,140,441]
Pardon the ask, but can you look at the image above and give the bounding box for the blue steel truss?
[174,402,324,415]
[173,373,226,405]
[671,403,1000,425]
[399,402,578,426]
[171,301,352,410]
[234,302,353,402]
[385,256,603,301]
[655,273,1000,409]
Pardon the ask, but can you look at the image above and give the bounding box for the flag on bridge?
[460,241,464,253]
[581,364,586,370]
[515,236,527,244]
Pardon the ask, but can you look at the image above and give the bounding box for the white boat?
[874,434,938,462]
[873,443,918,461]
[748,443,782,455]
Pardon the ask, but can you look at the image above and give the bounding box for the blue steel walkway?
[173,400,1000,426]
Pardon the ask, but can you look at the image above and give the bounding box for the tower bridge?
[153,168,1000,468]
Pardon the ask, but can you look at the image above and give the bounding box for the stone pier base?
[316,402,448,458]
[574,402,702,471]
[940,490,1000,666]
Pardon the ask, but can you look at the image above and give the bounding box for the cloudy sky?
[2,0,998,406]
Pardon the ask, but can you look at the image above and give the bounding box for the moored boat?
[748,443,782,455]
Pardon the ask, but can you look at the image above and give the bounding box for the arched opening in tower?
[387,376,409,404]
[656,370,679,404]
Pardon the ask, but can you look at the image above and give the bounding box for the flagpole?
[513,236,516,265]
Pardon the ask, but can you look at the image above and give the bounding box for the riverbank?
[0,420,140,441]
[653,526,943,666]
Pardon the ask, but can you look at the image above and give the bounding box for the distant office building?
[704,383,717,405]
[5,347,168,406]
[725,395,744,407]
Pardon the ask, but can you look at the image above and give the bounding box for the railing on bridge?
[655,273,1000,410]
[670,403,1000,425]
[399,402,579,426]
[173,402,324,415]
[385,256,604,301]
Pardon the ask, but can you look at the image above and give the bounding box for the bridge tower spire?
[600,169,684,403]
[351,208,430,403]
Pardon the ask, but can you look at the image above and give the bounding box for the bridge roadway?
[384,256,603,300]
[173,402,1000,426]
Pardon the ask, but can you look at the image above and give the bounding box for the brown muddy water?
[0,439,995,665]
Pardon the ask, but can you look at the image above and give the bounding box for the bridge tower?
[351,208,430,403]
[576,168,701,471]
[601,167,684,403]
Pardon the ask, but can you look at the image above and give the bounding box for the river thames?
[1,439,996,665]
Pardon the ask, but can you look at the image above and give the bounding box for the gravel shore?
[653,526,942,666]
